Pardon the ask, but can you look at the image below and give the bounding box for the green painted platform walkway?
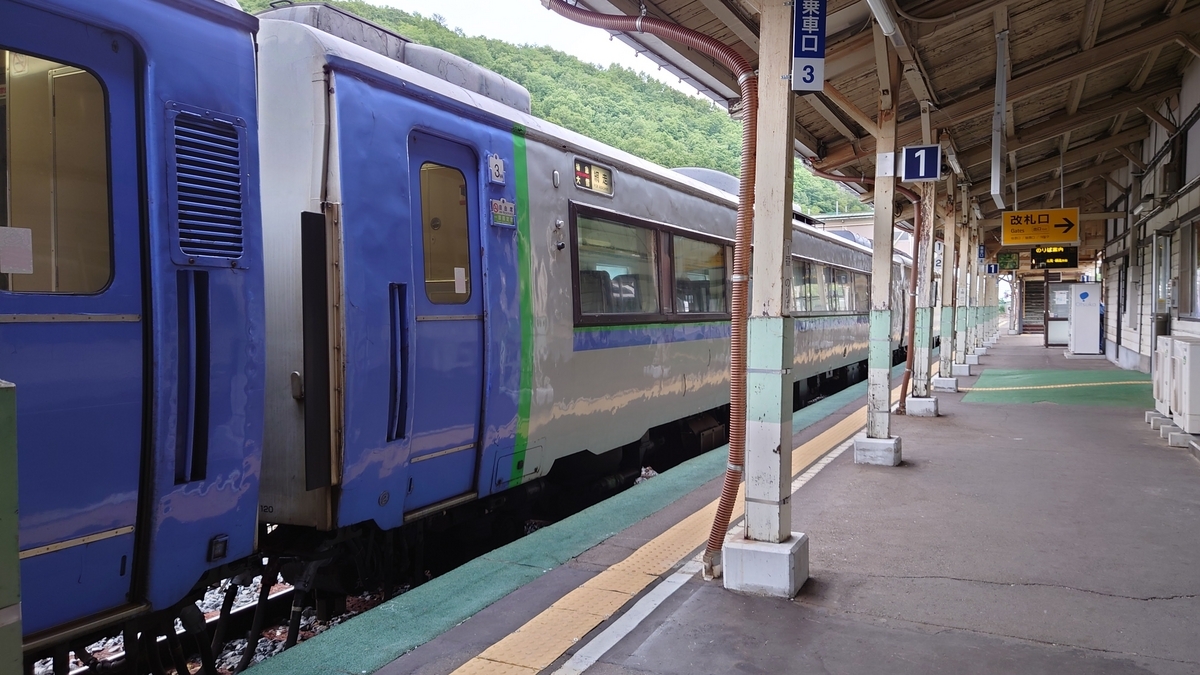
[963,368,1152,408]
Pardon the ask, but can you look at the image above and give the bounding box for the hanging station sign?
[900,144,942,182]
[997,251,1020,270]
[791,0,826,92]
[1031,245,1078,269]
[1001,207,1080,246]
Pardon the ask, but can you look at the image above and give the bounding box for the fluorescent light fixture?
[972,202,983,221]
[866,0,900,37]
[942,133,964,177]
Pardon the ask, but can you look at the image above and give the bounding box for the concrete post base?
[1168,431,1198,448]
[932,377,958,392]
[1151,416,1173,430]
[854,434,902,466]
[1190,441,1200,463]
[1160,424,1181,439]
[905,396,939,416]
[951,363,973,377]
[974,347,988,356]
[965,354,981,365]
[722,531,809,598]
[1146,410,1166,424]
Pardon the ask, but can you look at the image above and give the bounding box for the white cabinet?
[1155,335,1173,416]
[1171,337,1200,433]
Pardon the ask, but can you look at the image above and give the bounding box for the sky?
[363,0,704,97]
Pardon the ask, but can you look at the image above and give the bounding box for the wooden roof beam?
[995,156,1128,205]
[968,126,1149,198]
[928,7,1200,132]
[956,80,1178,169]
[1139,104,1178,134]
[803,93,860,141]
[695,0,759,52]
[822,81,879,138]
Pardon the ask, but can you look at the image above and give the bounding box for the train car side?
[2,0,265,654]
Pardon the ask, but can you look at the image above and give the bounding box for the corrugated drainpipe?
[543,0,756,568]
[806,165,922,413]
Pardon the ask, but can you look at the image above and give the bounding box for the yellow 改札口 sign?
[1001,207,1080,246]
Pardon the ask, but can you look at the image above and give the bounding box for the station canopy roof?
[574,0,1200,263]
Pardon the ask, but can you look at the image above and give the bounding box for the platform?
[252,335,1200,675]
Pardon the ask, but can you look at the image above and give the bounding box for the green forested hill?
[241,0,868,214]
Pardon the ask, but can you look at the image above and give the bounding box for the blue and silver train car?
[0,0,264,656]
[253,5,911,535]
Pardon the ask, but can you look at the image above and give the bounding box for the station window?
[673,235,726,314]
[575,212,659,316]
[419,162,471,304]
[1,49,111,293]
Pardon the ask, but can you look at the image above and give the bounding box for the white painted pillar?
[723,0,808,599]
[743,0,794,545]
[953,219,971,367]
[911,181,937,398]
[855,23,902,464]
[938,188,958,379]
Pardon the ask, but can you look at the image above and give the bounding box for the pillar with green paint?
[0,380,20,671]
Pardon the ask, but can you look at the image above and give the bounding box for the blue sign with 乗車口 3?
[792,0,826,92]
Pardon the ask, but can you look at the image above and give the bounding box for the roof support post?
[856,21,902,465]
[912,180,938,399]
[724,0,809,599]
[742,0,795,547]
[938,184,961,381]
[954,212,973,370]
[991,29,1010,210]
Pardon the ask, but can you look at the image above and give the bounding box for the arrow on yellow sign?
[1001,207,1081,246]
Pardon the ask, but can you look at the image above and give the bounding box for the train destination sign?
[1030,245,1078,269]
[1001,207,1080,246]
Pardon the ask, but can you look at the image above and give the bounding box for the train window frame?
[1,47,115,294]
[569,201,732,327]
[418,161,473,305]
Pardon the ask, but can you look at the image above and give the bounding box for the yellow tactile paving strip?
[452,381,904,675]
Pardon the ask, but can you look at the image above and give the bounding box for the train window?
[853,273,869,311]
[575,214,659,315]
[827,267,853,311]
[419,162,471,304]
[793,261,827,313]
[673,236,726,313]
[1,49,111,293]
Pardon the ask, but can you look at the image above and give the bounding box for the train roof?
[257,13,900,269]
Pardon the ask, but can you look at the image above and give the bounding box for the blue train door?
[0,8,143,636]
[404,132,485,512]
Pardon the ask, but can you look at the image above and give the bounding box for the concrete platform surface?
[384,335,1200,675]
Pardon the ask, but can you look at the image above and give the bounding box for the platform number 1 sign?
[900,144,941,182]
[791,0,826,92]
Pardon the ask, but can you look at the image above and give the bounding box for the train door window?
[827,267,852,311]
[853,273,869,311]
[419,162,471,304]
[672,235,726,314]
[2,49,111,293]
[575,214,658,316]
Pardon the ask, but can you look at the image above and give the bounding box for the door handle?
[175,270,210,485]
[388,283,409,441]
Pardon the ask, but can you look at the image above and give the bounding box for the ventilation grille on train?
[174,114,244,260]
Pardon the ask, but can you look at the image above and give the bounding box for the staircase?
[1022,280,1045,334]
